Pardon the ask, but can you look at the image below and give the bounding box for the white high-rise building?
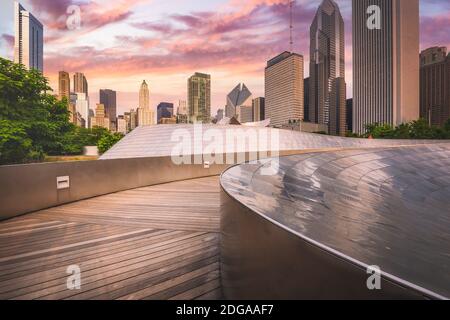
[265,52,304,127]
[14,1,43,71]
[74,93,89,128]
[137,80,155,126]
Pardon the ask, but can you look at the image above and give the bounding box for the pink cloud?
[420,15,450,49]
[27,0,145,33]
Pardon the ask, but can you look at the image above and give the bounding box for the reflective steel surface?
[221,144,450,299]
[100,124,448,160]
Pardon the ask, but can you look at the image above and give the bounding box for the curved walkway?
[221,144,450,299]
[0,176,221,300]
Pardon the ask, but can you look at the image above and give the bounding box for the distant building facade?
[90,104,110,130]
[176,100,188,124]
[188,73,211,123]
[73,72,88,96]
[70,92,89,128]
[14,2,43,71]
[159,117,177,125]
[265,52,304,127]
[58,71,70,101]
[329,78,347,136]
[226,83,253,122]
[252,97,265,122]
[127,109,138,131]
[157,102,174,124]
[239,106,254,123]
[304,78,310,122]
[281,122,329,134]
[352,0,420,134]
[137,80,155,126]
[346,98,353,133]
[116,116,127,134]
[420,47,450,127]
[216,109,224,122]
[309,0,345,129]
[100,89,117,131]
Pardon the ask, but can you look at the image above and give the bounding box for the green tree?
[97,131,124,154]
[364,123,395,139]
[0,57,78,164]
[0,120,43,164]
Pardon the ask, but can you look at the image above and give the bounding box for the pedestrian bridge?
[1,126,449,300]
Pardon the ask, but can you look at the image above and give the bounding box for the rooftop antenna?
[289,0,294,52]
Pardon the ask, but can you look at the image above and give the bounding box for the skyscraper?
[139,80,150,109]
[309,0,345,131]
[100,89,117,131]
[14,2,43,71]
[137,80,155,126]
[73,72,88,95]
[329,78,347,136]
[188,73,211,123]
[90,104,110,130]
[116,115,128,134]
[303,78,310,122]
[346,98,353,133]
[58,71,70,101]
[216,109,225,122]
[177,100,188,124]
[73,92,89,129]
[177,100,187,115]
[125,109,138,131]
[420,47,450,127]
[253,97,266,122]
[265,51,304,127]
[353,0,420,134]
[226,83,253,122]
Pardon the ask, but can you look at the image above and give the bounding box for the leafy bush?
[364,118,450,140]
[97,131,124,154]
[0,57,121,165]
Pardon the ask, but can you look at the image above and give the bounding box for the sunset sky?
[1,0,449,116]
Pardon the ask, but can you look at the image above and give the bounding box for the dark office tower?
[420,47,450,127]
[100,89,117,131]
[309,0,345,127]
[304,78,310,122]
[73,72,88,95]
[157,102,174,124]
[329,78,347,136]
[353,0,419,134]
[346,98,353,133]
[253,97,266,122]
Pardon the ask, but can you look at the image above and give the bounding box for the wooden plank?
[0,176,222,300]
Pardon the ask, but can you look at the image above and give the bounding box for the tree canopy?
[0,57,122,165]
[364,119,450,140]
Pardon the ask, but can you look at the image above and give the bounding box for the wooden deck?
[0,176,222,300]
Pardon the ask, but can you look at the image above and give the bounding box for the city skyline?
[0,0,449,116]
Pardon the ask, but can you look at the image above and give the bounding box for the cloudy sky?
[0,0,449,116]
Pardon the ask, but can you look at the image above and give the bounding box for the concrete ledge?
[0,151,298,221]
[0,155,226,220]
